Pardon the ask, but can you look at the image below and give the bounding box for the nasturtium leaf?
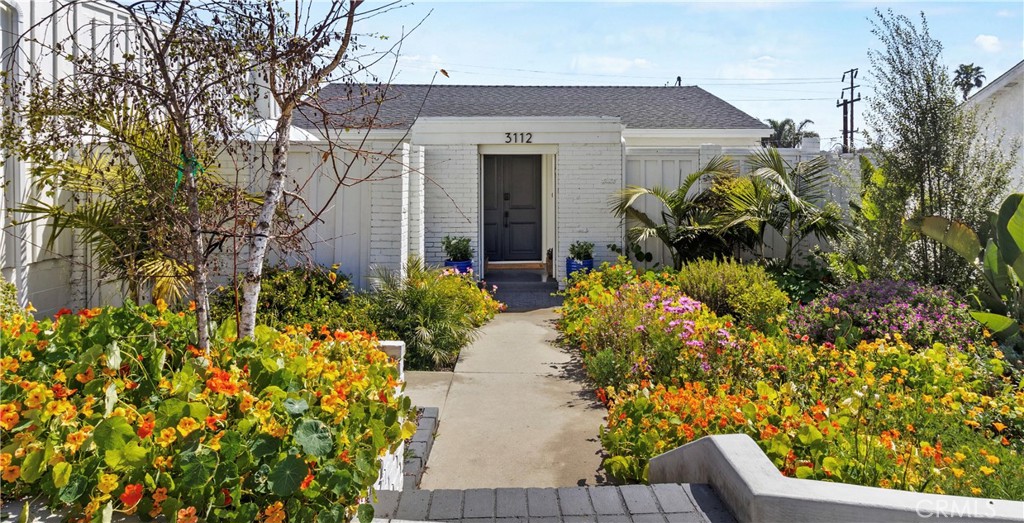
[58,475,87,503]
[250,434,280,459]
[19,450,45,483]
[795,466,815,479]
[268,455,306,497]
[284,398,309,416]
[176,449,218,488]
[797,424,823,446]
[51,462,72,488]
[294,419,333,458]
[357,503,375,523]
[93,416,134,452]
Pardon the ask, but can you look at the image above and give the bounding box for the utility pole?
[835,68,861,153]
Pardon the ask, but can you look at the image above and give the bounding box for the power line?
[396,58,838,82]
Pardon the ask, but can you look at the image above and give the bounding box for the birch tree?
[216,0,403,339]
[1,2,255,349]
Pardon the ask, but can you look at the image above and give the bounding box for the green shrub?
[674,258,790,332]
[209,265,372,332]
[765,251,838,303]
[441,235,473,261]
[0,275,19,319]
[367,258,503,370]
[569,241,594,261]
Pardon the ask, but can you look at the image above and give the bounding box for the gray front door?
[483,155,542,261]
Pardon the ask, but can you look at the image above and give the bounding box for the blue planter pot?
[444,259,473,274]
[566,258,594,280]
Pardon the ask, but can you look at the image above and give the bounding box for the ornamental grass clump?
[0,302,414,523]
[788,279,982,350]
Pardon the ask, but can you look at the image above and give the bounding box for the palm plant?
[610,156,739,270]
[368,257,481,370]
[724,148,851,268]
[18,110,195,303]
[762,118,818,148]
[953,63,986,101]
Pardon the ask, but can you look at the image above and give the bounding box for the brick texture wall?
[555,143,624,286]
[369,143,411,276]
[423,145,479,265]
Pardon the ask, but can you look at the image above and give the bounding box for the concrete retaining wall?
[648,434,1024,523]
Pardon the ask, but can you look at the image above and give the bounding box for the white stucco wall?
[967,61,1024,190]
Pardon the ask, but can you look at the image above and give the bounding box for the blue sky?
[354,1,1023,150]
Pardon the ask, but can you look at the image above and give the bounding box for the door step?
[486,261,545,271]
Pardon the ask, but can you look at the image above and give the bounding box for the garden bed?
[558,262,1023,501]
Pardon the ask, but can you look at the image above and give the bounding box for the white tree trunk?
[238,109,293,338]
[183,151,212,350]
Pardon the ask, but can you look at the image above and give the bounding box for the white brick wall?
[408,146,426,259]
[556,143,624,286]
[369,144,411,277]
[423,145,480,265]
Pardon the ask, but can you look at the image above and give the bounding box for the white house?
[965,60,1024,190]
[291,84,772,289]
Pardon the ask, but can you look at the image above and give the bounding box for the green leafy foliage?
[366,257,504,370]
[568,241,595,261]
[0,303,414,521]
[610,156,745,269]
[908,193,1024,364]
[0,276,20,319]
[862,9,1015,291]
[441,236,473,262]
[210,265,372,332]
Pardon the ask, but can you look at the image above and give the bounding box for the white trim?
[623,128,770,139]
[479,144,558,155]
[412,116,625,146]
[965,60,1024,108]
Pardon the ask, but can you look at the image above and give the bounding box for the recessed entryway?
[483,155,543,262]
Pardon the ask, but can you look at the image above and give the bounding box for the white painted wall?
[967,61,1024,191]
[1,0,134,315]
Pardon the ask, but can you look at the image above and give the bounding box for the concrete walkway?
[404,308,607,489]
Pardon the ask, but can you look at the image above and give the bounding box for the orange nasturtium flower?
[205,368,240,396]
[156,428,177,448]
[0,404,20,430]
[264,501,286,523]
[120,484,144,507]
[177,507,198,523]
[2,465,20,482]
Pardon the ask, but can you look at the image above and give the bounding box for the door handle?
[504,211,509,228]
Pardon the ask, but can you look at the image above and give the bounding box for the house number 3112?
[504,132,533,144]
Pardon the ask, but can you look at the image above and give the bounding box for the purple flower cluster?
[789,279,981,349]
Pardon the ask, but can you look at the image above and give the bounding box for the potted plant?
[442,235,474,273]
[566,241,594,279]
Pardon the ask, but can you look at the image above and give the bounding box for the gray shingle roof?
[295,84,768,131]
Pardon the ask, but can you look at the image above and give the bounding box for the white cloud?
[717,56,780,81]
[569,55,652,75]
[996,9,1016,18]
[974,34,1003,53]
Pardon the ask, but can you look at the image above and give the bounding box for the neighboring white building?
[965,60,1024,190]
